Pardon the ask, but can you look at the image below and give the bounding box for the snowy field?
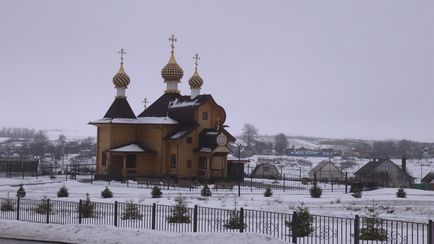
[0,219,284,244]
[0,177,433,223]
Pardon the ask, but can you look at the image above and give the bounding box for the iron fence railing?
[0,197,432,244]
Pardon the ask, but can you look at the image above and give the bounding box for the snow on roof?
[206,131,218,135]
[168,98,199,108]
[110,144,145,153]
[199,147,212,153]
[90,117,178,125]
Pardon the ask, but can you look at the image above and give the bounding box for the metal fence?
[0,197,432,244]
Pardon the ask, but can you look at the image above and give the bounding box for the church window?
[202,111,208,120]
[186,137,192,144]
[187,160,192,169]
[126,155,137,168]
[170,154,177,168]
[101,153,107,167]
[198,157,207,169]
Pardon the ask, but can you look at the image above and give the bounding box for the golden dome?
[112,62,130,88]
[161,53,184,82]
[188,69,203,88]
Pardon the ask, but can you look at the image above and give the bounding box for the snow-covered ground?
[0,219,284,244]
[0,177,433,223]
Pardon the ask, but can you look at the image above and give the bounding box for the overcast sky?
[0,0,433,142]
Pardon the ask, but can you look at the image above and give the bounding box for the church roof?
[103,97,136,119]
[109,143,156,153]
[163,124,199,140]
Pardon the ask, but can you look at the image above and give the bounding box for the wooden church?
[90,35,235,181]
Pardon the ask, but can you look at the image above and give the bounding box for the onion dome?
[189,53,203,88]
[188,69,203,88]
[161,34,184,82]
[161,52,184,82]
[112,62,130,88]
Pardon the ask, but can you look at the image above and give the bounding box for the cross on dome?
[193,53,200,71]
[118,48,126,63]
[168,34,177,54]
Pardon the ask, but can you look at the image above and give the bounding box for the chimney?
[401,156,407,173]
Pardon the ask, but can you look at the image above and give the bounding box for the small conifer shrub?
[34,196,53,215]
[1,193,15,211]
[309,184,322,198]
[167,195,191,223]
[201,184,212,197]
[359,202,388,241]
[16,185,26,198]
[57,185,69,198]
[122,200,143,220]
[151,186,162,198]
[264,186,273,197]
[224,210,246,229]
[80,193,95,218]
[396,187,406,198]
[101,186,113,198]
[285,205,312,237]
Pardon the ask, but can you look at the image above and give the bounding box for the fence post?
[250,177,253,192]
[238,180,241,197]
[283,174,286,192]
[79,199,82,224]
[428,219,433,244]
[345,172,348,194]
[354,215,360,244]
[65,165,68,181]
[193,205,198,232]
[114,201,118,227]
[16,197,20,220]
[331,178,334,192]
[292,211,298,244]
[46,199,50,224]
[239,208,244,233]
[152,203,156,230]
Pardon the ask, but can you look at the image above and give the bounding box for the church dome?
[188,69,203,88]
[161,53,184,82]
[112,63,130,88]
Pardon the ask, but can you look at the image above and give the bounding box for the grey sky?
[0,0,433,141]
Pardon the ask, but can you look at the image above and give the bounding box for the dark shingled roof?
[421,172,434,184]
[163,124,199,140]
[355,158,414,179]
[103,98,136,119]
[138,93,222,124]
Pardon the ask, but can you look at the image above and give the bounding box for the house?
[354,157,414,187]
[251,163,281,179]
[308,161,344,181]
[90,38,235,181]
[421,172,434,184]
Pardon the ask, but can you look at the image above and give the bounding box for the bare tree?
[241,123,258,149]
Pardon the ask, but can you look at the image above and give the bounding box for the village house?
[354,157,414,187]
[308,160,344,181]
[90,36,236,181]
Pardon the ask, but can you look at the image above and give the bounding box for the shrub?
[80,193,95,218]
[151,186,162,198]
[1,194,14,211]
[285,205,312,237]
[224,210,246,229]
[101,186,113,198]
[309,185,322,198]
[57,185,69,198]
[16,185,26,198]
[200,184,212,197]
[352,191,362,198]
[396,187,406,198]
[301,177,309,185]
[167,195,191,223]
[121,200,143,220]
[359,201,388,241]
[264,186,273,197]
[34,196,53,215]
[350,183,363,193]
